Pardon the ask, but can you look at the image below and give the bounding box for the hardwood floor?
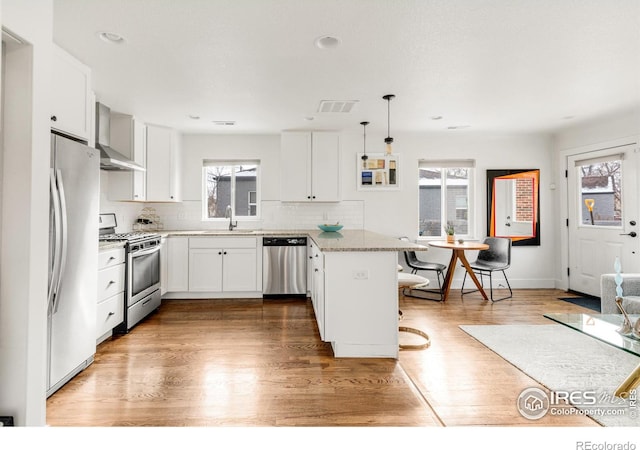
[46,290,600,427]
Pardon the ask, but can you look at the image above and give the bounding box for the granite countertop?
[99,240,127,250]
[307,230,426,252]
[158,229,427,252]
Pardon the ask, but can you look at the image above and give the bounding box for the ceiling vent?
[317,100,358,114]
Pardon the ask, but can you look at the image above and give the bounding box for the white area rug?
[460,324,640,427]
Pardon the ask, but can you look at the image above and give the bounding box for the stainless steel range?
[99,213,162,333]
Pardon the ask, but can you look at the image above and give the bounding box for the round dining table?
[428,240,490,301]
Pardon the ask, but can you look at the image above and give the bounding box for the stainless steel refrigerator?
[47,133,100,397]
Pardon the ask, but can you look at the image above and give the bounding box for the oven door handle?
[131,245,161,258]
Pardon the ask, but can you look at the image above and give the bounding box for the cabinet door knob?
[307,196,311,199]
[108,312,115,317]
[50,115,57,122]
[218,251,222,255]
[223,251,227,255]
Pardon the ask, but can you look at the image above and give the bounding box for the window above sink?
[202,160,261,222]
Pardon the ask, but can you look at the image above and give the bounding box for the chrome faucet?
[225,205,237,231]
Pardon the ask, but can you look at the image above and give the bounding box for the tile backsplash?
[261,200,364,230]
[100,171,364,231]
[135,200,364,231]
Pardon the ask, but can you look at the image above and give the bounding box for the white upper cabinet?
[108,113,147,201]
[146,124,181,202]
[51,45,92,141]
[280,131,340,202]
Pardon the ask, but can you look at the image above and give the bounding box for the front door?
[567,143,640,297]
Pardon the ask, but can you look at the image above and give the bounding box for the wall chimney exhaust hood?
[95,102,145,171]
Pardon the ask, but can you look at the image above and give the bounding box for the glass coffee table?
[544,313,640,356]
[544,312,640,397]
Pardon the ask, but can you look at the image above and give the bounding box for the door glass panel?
[578,159,622,227]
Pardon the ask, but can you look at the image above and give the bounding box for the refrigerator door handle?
[52,169,69,314]
[48,169,63,314]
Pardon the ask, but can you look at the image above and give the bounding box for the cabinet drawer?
[189,236,256,249]
[97,264,125,301]
[96,292,124,338]
[128,290,161,327]
[98,247,126,270]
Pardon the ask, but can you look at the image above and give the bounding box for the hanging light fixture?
[383,94,395,155]
[360,121,369,164]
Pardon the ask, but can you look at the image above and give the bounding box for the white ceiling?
[53,0,640,136]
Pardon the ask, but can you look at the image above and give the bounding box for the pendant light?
[383,94,395,155]
[360,121,369,165]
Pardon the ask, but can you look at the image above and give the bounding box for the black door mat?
[558,296,601,312]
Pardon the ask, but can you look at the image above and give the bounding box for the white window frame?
[201,160,261,222]
[417,159,476,241]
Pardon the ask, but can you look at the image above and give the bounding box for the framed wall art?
[357,153,399,190]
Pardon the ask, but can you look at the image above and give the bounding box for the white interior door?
[567,143,640,297]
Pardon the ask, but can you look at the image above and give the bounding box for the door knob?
[620,231,638,237]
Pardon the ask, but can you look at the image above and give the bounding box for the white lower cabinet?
[308,241,325,340]
[166,236,189,292]
[96,247,125,343]
[188,248,223,292]
[164,235,261,298]
[188,238,257,292]
[160,237,168,295]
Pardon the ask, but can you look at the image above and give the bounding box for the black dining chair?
[399,237,447,301]
[461,237,513,302]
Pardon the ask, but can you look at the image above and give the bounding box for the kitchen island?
[307,230,427,358]
[159,229,426,358]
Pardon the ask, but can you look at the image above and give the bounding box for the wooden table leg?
[458,251,489,300]
[441,251,459,301]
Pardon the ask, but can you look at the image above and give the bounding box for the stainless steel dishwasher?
[262,236,307,298]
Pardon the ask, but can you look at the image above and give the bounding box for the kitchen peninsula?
[161,229,426,358]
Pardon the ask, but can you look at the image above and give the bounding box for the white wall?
[99,171,145,232]
[340,131,555,288]
[0,0,53,426]
[152,130,555,288]
[553,107,640,152]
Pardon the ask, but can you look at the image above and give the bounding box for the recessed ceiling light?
[314,35,341,49]
[563,115,576,120]
[212,121,236,126]
[304,116,315,121]
[431,116,443,121]
[447,125,471,130]
[188,115,201,120]
[97,31,125,44]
